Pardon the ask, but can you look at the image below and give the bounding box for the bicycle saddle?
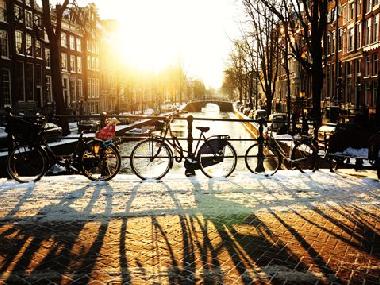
[196,127,210,132]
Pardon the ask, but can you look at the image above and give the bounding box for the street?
[0,170,379,284]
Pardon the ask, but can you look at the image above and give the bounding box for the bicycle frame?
[153,117,209,163]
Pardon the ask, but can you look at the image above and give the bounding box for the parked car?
[78,119,100,133]
[268,113,288,133]
[253,109,268,120]
[0,127,6,149]
[43,122,63,142]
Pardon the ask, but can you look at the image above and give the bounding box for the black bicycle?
[130,115,237,180]
[245,125,317,175]
[5,112,121,183]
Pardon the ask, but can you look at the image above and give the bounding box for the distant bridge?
[181,100,234,113]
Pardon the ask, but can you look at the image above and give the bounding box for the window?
[26,10,33,28]
[46,75,52,102]
[70,54,76,72]
[357,23,361,48]
[34,14,41,28]
[61,53,67,70]
[366,20,371,45]
[374,16,379,43]
[35,40,42,58]
[61,33,67,47]
[88,55,92,69]
[0,0,7,22]
[45,48,50,68]
[69,35,75,50]
[15,30,24,54]
[348,27,354,51]
[14,5,24,24]
[92,57,96,70]
[87,39,92,52]
[346,61,352,75]
[365,55,371,76]
[338,29,343,51]
[0,30,8,58]
[358,0,361,15]
[1,68,11,106]
[77,79,82,99]
[356,58,361,74]
[77,56,82,73]
[76,37,81,51]
[366,0,371,13]
[26,33,32,56]
[373,54,378,75]
[349,2,354,20]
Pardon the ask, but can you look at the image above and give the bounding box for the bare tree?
[243,1,280,116]
[41,0,70,133]
[245,0,328,128]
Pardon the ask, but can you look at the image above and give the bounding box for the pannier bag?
[198,135,229,167]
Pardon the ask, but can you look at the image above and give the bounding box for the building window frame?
[0,29,9,58]
[0,0,7,23]
[373,53,378,76]
[15,30,24,55]
[1,68,11,106]
[25,10,33,29]
[61,52,68,71]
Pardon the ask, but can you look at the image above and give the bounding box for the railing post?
[255,118,265,173]
[100,112,107,128]
[187,115,193,158]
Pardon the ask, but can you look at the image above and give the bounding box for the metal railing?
[1,111,304,173]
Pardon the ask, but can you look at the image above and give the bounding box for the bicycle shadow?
[0,180,115,284]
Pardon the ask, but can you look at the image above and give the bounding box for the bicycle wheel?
[245,143,280,176]
[7,145,46,183]
[81,143,121,181]
[291,142,317,172]
[130,138,172,180]
[198,139,237,178]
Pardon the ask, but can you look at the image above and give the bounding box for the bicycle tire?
[130,138,172,180]
[291,141,317,172]
[7,145,46,183]
[245,143,280,176]
[81,143,121,181]
[198,139,237,178]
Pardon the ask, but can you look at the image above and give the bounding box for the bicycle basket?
[6,116,43,144]
[198,135,229,167]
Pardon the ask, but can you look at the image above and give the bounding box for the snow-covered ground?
[0,170,378,222]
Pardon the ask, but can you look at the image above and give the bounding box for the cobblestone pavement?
[0,170,379,285]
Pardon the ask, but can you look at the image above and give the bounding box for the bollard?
[255,118,265,173]
[187,115,193,158]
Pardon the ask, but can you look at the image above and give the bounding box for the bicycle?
[130,115,237,180]
[5,111,121,183]
[245,121,317,176]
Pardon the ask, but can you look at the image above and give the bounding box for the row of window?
[61,33,82,52]
[88,77,100,99]
[61,53,82,73]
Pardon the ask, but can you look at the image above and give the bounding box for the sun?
[111,1,181,73]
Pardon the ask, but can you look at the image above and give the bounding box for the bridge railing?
[1,112,299,173]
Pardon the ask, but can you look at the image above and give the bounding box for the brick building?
[0,0,103,115]
[324,0,379,118]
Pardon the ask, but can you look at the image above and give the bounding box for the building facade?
[0,0,103,116]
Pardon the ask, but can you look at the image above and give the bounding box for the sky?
[70,0,243,88]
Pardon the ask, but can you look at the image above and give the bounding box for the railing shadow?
[0,172,378,284]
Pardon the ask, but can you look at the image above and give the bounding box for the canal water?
[118,104,255,176]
